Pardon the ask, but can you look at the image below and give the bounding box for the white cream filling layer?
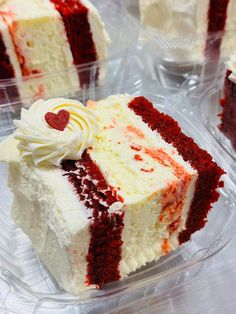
[89,94,198,277]
[82,0,110,83]
[90,94,197,201]
[221,0,236,60]
[82,0,110,61]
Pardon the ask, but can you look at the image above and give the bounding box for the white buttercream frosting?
[227,52,236,83]
[14,98,99,167]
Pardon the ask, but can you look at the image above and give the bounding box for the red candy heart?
[45,109,70,131]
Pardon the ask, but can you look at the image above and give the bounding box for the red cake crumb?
[205,0,230,59]
[128,96,224,244]
[220,98,226,107]
[130,145,141,151]
[61,152,124,287]
[50,0,98,87]
[220,70,236,148]
[141,168,154,172]
[162,239,171,255]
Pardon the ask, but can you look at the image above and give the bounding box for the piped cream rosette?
[14,98,99,167]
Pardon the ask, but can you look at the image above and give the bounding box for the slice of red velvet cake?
[0,0,109,103]
[140,0,234,62]
[221,62,236,148]
[0,95,224,294]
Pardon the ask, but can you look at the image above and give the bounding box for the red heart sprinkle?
[45,109,70,131]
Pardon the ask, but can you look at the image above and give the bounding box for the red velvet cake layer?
[128,96,224,244]
[50,0,98,87]
[61,152,124,287]
[205,0,230,59]
[220,70,236,148]
[0,31,15,79]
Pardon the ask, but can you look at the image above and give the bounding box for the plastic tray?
[0,77,235,313]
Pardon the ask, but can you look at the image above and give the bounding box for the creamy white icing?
[140,0,199,37]
[14,98,99,166]
[227,52,236,83]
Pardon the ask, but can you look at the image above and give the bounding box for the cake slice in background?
[0,95,224,294]
[0,0,109,104]
[220,52,236,148]
[139,0,236,62]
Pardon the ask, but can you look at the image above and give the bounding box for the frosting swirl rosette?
[14,98,99,166]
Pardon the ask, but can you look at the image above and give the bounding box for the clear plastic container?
[0,0,139,106]
[0,73,235,313]
[123,0,235,90]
